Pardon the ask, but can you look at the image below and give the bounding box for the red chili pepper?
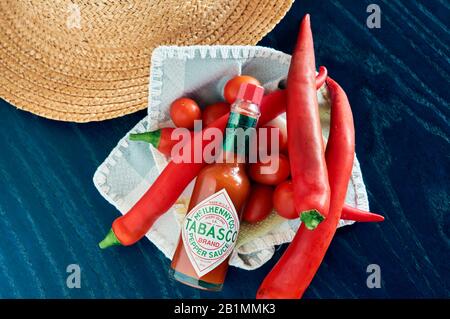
[129,128,192,157]
[258,66,327,126]
[286,14,330,229]
[315,66,328,90]
[256,76,355,299]
[341,205,384,222]
[99,115,229,248]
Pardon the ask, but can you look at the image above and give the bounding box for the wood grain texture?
[0,0,449,298]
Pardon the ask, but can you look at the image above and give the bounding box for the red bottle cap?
[236,83,264,105]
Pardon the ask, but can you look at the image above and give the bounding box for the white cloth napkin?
[93,46,370,270]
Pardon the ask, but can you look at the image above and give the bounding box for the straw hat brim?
[0,0,293,122]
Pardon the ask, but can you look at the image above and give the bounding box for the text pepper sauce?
[170,83,264,291]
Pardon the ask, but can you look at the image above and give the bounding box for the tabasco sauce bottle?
[170,82,264,291]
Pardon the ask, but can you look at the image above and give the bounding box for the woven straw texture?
[0,0,293,122]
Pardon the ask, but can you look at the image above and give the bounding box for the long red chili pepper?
[99,114,229,248]
[286,14,330,229]
[256,76,355,299]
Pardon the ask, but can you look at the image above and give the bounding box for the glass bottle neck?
[220,98,260,164]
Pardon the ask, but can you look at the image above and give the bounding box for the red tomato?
[224,75,261,104]
[202,102,230,127]
[269,118,288,152]
[258,124,288,153]
[273,180,298,219]
[248,153,290,185]
[170,98,201,129]
[242,184,274,223]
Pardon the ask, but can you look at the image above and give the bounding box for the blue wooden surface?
[0,0,449,298]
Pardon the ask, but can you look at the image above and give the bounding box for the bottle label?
[181,188,239,277]
[223,111,258,155]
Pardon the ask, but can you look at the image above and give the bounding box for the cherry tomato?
[242,184,274,223]
[248,153,290,185]
[170,98,201,129]
[273,180,298,219]
[202,102,230,127]
[224,75,261,104]
[258,124,288,154]
[268,117,288,152]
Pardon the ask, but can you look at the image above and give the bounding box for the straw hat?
[0,0,293,122]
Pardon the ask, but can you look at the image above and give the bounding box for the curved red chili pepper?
[256,76,355,299]
[315,66,328,90]
[99,115,229,248]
